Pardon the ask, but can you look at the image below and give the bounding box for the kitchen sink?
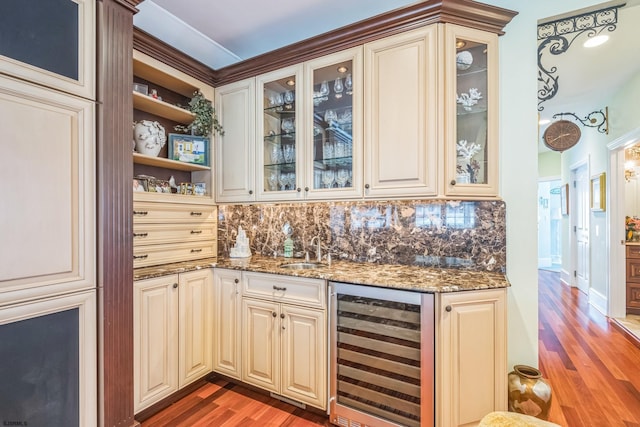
[279,262,327,270]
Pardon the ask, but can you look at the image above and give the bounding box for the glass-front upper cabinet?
[304,47,363,199]
[445,25,499,197]
[256,65,303,201]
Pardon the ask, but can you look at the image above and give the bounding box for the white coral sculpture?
[456,88,483,111]
[457,140,481,160]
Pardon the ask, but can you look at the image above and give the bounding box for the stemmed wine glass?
[336,169,349,188]
[284,90,294,109]
[334,78,344,99]
[283,144,294,163]
[322,169,335,189]
[319,81,330,102]
[267,170,278,191]
[324,109,337,126]
[344,74,353,95]
[278,172,288,191]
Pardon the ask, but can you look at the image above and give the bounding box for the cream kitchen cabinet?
[444,25,499,197]
[241,272,326,410]
[212,268,243,380]
[435,288,507,427]
[134,269,213,413]
[215,77,256,202]
[363,25,439,198]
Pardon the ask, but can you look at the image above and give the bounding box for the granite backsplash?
[217,199,506,272]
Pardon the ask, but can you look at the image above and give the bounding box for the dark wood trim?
[133,27,215,87]
[213,0,517,85]
[114,0,142,14]
[132,0,516,88]
[134,377,209,422]
[96,0,136,426]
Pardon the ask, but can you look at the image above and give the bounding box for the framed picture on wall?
[590,173,606,211]
[561,183,569,215]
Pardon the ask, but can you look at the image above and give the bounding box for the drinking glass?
[283,144,294,163]
[287,172,296,190]
[284,90,294,109]
[323,140,334,159]
[270,144,282,164]
[322,169,335,189]
[345,73,353,95]
[267,170,278,191]
[319,81,330,101]
[274,93,284,111]
[278,172,288,191]
[281,118,294,134]
[334,77,344,99]
[336,168,349,188]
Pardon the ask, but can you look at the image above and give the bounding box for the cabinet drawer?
[627,283,640,309]
[627,259,640,283]
[627,245,640,259]
[133,202,216,223]
[133,241,217,268]
[243,272,325,309]
[133,221,216,246]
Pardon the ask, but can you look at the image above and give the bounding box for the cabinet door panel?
[242,298,279,393]
[364,27,438,198]
[213,269,242,379]
[0,74,94,304]
[179,269,213,388]
[281,305,326,409]
[215,78,256,202]
[134,275,179,412]
[437,289,506,427]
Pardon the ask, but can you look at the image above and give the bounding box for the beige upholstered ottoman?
[479,411,561,427]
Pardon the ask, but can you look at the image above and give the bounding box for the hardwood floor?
[141,270,640,426]
[539,270,640,426]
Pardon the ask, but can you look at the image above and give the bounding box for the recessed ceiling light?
[583,35,609,48]
[456,40,466,49]
[539,118,551,125]
[285,79,295,86]
[337,66,348,73]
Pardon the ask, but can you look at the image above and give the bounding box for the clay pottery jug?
[508,365,552,420]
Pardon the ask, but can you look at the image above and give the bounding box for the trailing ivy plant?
[174,90,224,136]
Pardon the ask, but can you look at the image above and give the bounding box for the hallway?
[539,270,640,426]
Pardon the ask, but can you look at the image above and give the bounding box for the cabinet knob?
[173,283,178,289]
[297,187,301,192]
[234,278,239,284]
[445,305,452,312]
[282,326,286,330]
[272,312,277,317]
[280,313,285,319]
[249,190,254,195]
[364,184,370,189]
[305,187,309,192]
[450,179,456,186]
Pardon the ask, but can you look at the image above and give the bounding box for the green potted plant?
[174,90,224,136]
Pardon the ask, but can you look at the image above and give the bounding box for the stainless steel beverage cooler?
[329,282,434,427]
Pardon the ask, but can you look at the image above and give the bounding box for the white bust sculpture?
[133,120,167,157]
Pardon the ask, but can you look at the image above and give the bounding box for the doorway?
[538,178,562,272]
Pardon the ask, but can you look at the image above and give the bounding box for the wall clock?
[542,119,581,152]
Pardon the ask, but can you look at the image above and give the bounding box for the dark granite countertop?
[133,254,510,293]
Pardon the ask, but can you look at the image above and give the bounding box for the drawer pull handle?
[133,210,148,216]
[445,305,452,312]
[273,285,287,292]
[133,254,148,260]
[133,232,148,238]
[190,230,203,234]
[191,249,202,253]
[190,212,203,216]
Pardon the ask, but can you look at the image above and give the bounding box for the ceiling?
[133,0,640,152]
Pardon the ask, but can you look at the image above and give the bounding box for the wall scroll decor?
[537,5,621,111]
[552,108,609,134]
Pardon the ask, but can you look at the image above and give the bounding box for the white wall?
[483,0,603,368]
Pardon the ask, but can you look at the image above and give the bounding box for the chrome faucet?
[310,235,322,262]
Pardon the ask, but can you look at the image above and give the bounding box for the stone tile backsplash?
[218,199,506,272]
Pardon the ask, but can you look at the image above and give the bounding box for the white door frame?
[607,127,640,318]
[568,158,589,290]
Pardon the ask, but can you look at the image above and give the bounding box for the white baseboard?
[589,288,608,315]
[560,269,573,287]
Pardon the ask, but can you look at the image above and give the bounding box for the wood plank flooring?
[141,270,640,426]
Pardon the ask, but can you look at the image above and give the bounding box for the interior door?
[574,164,590,294]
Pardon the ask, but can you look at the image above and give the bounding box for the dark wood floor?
[141,270,640,426]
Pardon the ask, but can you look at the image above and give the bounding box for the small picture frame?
[168,133,209,166]
[133,82,148,95]
[194,182,206,196]
[180,182,194,195]
[560,183,569,215]
[148,178,171,193]
[590,173,606,212]
[133,177,147,192]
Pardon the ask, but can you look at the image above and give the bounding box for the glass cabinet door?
[445,25,498,197]
[256,66,303,200]
[304,48,362,199]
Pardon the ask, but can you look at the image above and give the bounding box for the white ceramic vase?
[133,120,167,157]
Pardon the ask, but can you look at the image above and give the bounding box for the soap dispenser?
[283,222,293,258]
